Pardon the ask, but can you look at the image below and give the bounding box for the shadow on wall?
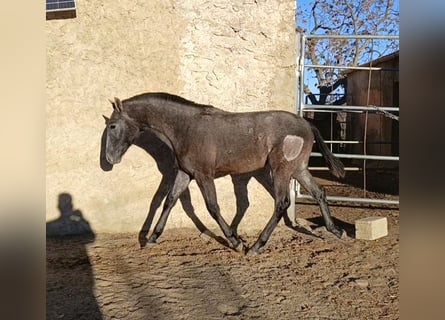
[46,193,103,320]
[100,123,316,247]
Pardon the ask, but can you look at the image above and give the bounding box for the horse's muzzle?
[106,155,121,165]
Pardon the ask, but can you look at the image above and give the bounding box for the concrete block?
[355,217,388,240]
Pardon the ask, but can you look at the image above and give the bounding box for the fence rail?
[288,33,399,221]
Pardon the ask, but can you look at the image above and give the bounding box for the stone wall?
[46,0,296,235]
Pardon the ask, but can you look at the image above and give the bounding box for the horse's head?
[104,97,141,165]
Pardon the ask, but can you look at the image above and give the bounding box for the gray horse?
[104,92,345,254]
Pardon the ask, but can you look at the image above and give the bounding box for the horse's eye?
[109,124,116,130]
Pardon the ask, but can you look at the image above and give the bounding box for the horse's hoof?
[142,235,158,248]
[139,240,148,249]
[232,240,247,253]
[245,243,265,256]
[330,226,344,239]
[141,241,157,249]
[245,248,260,256]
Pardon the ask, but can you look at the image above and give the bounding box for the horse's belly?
[214,151,267,177]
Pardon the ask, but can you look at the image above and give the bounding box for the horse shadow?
[46,193,103,319]
[305,216,355,238]
[100,128,318,250]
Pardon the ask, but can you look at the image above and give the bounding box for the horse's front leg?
[138,176,172,248]
[146,170,191,245]
[195,175,246,253]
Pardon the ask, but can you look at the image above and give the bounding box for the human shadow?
[46,193,103,320]
[100,126,319,250]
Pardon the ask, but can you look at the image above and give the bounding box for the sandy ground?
[47,190,399,320]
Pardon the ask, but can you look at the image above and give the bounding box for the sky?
[295,0,400,94]
[295,0,399,33]
[296,0,399,14]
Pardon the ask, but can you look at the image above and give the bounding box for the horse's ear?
[109,97,123,112]
[113,97,123,113]
[102,115,110,125]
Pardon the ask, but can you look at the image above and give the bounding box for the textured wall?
[46,0,296,235]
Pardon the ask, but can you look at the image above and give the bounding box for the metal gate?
[288,34,399,221]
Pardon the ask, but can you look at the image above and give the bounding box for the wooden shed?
[345,51,399,169]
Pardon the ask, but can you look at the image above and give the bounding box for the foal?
[104,93,345,254]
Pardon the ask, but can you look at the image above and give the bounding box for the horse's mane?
[123,92,220,111]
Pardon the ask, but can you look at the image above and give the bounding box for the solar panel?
[46,0,76,12]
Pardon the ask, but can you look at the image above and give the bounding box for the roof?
[343,50,399,75]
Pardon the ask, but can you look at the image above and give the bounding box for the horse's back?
[211,110,312,141]
[176,110,313,176]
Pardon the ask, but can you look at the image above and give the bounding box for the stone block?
[355,217,388,240]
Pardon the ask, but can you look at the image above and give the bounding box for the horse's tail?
[310,124,345,179]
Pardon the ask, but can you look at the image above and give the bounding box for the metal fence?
[288,33,399,221]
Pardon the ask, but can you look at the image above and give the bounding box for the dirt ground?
[47,183,399,320]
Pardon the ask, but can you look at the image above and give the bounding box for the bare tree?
[296,0,399,105]
[295,0,399,153]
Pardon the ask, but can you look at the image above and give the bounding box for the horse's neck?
[130,101,197,139]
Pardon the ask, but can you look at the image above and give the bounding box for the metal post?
[287,178,297,226]
[292,33,399,207]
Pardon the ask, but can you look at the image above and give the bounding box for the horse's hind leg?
[146,170,191,244]
[230,174,252,238]
[195,175,245,252]
[247,171,290,255]
[230,168,273,238]
[294,168,343,238]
